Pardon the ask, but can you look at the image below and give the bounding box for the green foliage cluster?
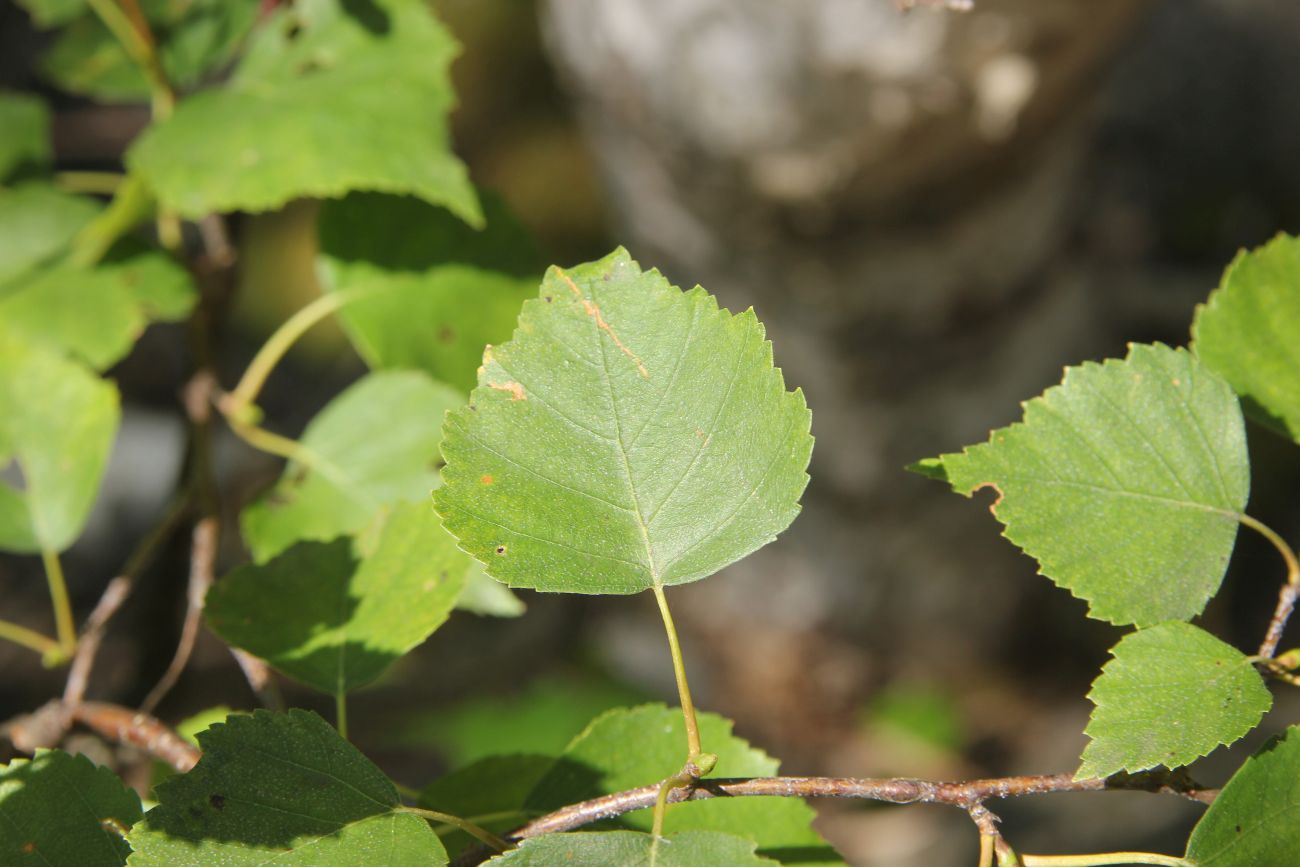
[2,2,1300,865]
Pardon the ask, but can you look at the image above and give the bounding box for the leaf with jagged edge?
[1193,233,1300,444]
[1076,622,1270,780]
[0,91,48,180]
[0,332,119,553]
[126,709,447,866]
[207,501,467,695]
[0,250,196,370]
[525,704,841,866]
[435,247,813,595]
[39,0,259,103]
[240,370,461,563]
[486,831,779,866]
[0,750,143,866]
[912,343,1248,627]
[317,192,540,393]
[127,0,481,225]
[0,183,100,287]
[1185,726,1300,865]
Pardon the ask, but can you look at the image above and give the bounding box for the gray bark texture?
[542,0,1300,861]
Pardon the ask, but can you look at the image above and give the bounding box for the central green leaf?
[435,248,813,594]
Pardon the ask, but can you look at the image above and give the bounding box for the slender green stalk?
[42,549,76,657]
[68,174,155,267]
[85,0,174,118]
[1240,513,1300,586]
[398,806,509,853]
[223,412,313,464]
[0,618,62,660]
[227,289,374,411]
[335,690,348,740]
[1019,854,1190,867]
[651,583,703,759]
[55,171,125,196]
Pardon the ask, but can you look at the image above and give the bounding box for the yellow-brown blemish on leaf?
[480,474,494,485]
[488,381,526,401]
[22,842,35,854]
[495,545,507,555]
[554,266,650,378]
[973,481,1005,514]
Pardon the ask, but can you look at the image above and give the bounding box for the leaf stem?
[651,583,703,760]
[398,806,509,853]
[335,690,348,740]
[42,549,76,659]
[67,173,155,267]
[55,171,125,196]
[0,618,62,660]
[1239,513,1300,658]
[227,289,373,413]
[1019,855,1191,867]
[85,0,174,118]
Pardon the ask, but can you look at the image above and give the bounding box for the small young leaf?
[1185,726,1300,865]
[0,183,100,286]
[0,91,49,180]
[0,334,119,553]
[0,750,143,867]
[126,0,480,224]
[526,704,840,866]
[486,830,779,866]
[0,252,196,369]
[435,248,813,595]
[1076,622,1270,780]
[208,501,468,694]
[1192,233,1300,444]
[40,0,259,103]
[240,370,461,562]
[917,343,1248,626]
[126,709,447,867]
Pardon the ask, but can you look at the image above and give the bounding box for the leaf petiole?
[0,617,63,662]
[42,549,76,659]
[651,583,703,760]
[397,805,510,853]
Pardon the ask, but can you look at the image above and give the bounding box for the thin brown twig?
[1259,582,1299,660]
[449,770,1215,864]
[140,515,218,714]
[70,702,199,772]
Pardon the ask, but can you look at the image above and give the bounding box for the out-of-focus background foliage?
[3,1,1300,863]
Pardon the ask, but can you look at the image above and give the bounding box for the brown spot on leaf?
[554,266,649,378]
[495,545,507,555]
[544,294,553,303]
[210,794,225,810]
[488,381,526,401]
[438,326,456,344]
[480,474,494,485]
[22,842,35,854]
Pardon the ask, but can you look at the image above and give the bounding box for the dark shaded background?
[3,1,1300,863]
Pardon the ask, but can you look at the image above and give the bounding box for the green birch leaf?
[41,0,259,103]
[126,709,447,866]
[126,0,481,224]
[0,750,143,867]
[1076,622,1271,780]
[0,251,196,369]
[13,0,86,28]
[0,91,49,180]
[1192,233,1300,444]
[318,192,540,393]
[434,248,813,595]
[0,334,119,552]
[0,183,100,287]
[207,501,467,694]
[240,370,461,563]
[526,704,840,866]
[487,831,779,867]
[1185,726,1300,865]
[419,754,555,858]
[915,343,1248,626]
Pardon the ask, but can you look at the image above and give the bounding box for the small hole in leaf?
[544,295,553,303]
[210,794,226,811]
[495,545,507,555]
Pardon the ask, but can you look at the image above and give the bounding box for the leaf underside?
[435,247,813,595]
[922,343,1248,626]
[1076,622,1271,780]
